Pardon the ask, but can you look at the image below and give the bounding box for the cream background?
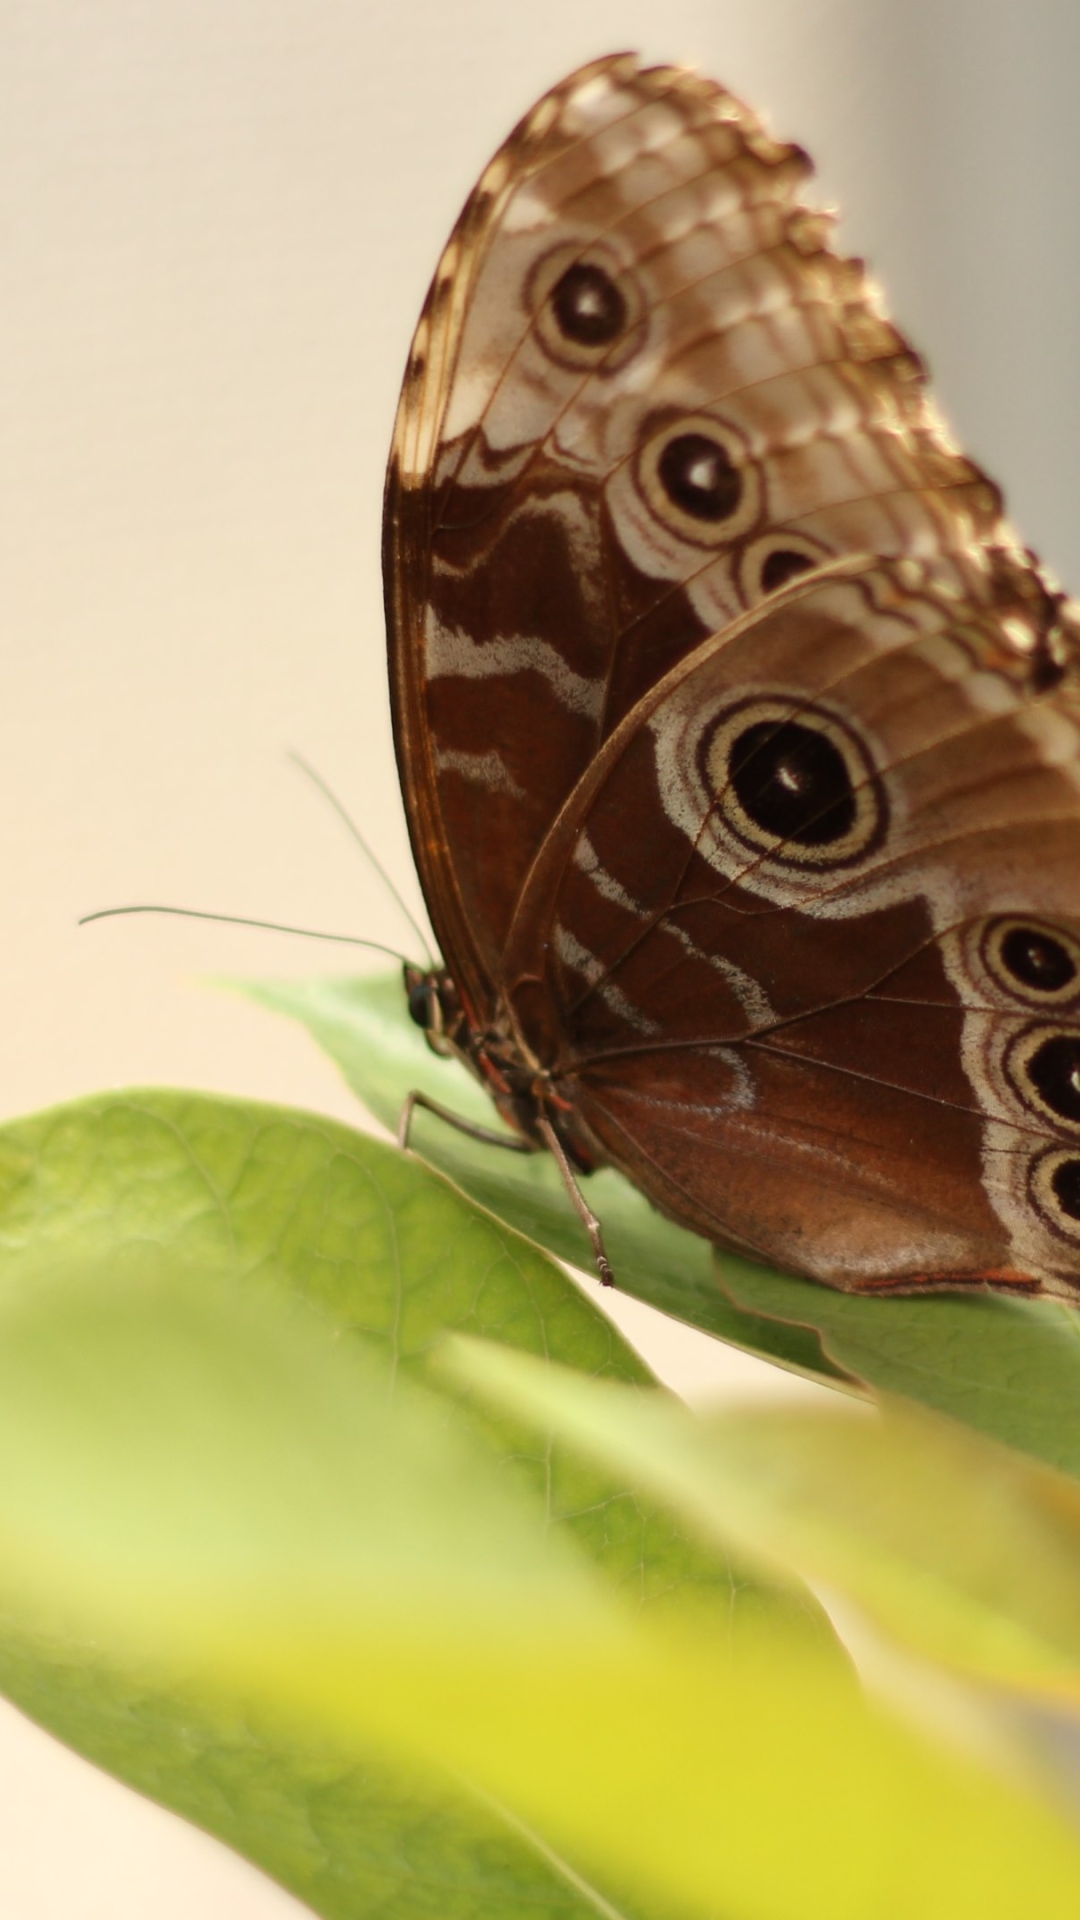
[4,0,1080,1911]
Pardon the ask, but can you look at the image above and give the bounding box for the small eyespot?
[636,412,761,546]
[1025,1034,1080,1122]
[1006,1024,1080,1130]
[737,534,830,607]
[981,918,1080,1008]
[528,241,644,372]
[698,696,886,869]
[656,433,741,522]
[1051,1156,1080,1220]
[550,261,627,347]
[760,548,817,594]
[1028,1148,1080,1244]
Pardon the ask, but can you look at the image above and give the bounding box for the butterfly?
[383,51,1080,1300]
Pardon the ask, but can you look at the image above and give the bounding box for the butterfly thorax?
[403,962,598,1168]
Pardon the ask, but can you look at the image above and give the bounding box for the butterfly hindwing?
[499,556,1080,1291]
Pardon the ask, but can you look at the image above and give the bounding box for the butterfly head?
[403,962,465,1060]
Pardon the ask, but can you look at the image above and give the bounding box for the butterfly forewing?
[387,55,1002,1006]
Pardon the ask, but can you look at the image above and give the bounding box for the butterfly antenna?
[78,903,414,967]
[288,750,436,967]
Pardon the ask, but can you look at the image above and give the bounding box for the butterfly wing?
[384,53,1005,1026]
[386,54,1080,1295]
[499,554,1080,1294]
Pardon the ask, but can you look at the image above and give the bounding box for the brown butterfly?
[383,52,1080,1300]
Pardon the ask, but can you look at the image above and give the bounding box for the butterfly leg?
[398,1094,615,1287]
[397,1089,537,1154]
[536,1115,615,1289]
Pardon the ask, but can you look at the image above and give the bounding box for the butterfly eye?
[637,412,761,545]
[699,696,886,870]
[1006,1025,1080,1129]
[981,918,1080,1005]
[1028,1149,1080,1244]
[529,242,643,371]
[407,979,437,1028]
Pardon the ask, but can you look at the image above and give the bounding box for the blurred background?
[4,0,1080,1910]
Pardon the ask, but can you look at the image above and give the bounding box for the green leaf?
[242,973,1080,1477]
[449,1339,1080,1701]
[275,1626,1080,1920]
[0,1254,1078,1920]
[0,1089,827,1920]
[237,972,848,1387]
[718,1253,1080,1480]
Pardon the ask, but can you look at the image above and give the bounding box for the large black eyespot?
[1028,1148,1080,1244]
[1006,1024,1080,1130]
[730,720,855,847]
[1001,926,1077,994]
[697,695,886,870]
[656,433,741,523]
[550,261,627,347]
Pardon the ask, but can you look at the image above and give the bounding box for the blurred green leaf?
[0,1253,1077,1920]
[450,1339,1080,1700]
[0,1258,605,1644]
[0,1088,825,1920]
